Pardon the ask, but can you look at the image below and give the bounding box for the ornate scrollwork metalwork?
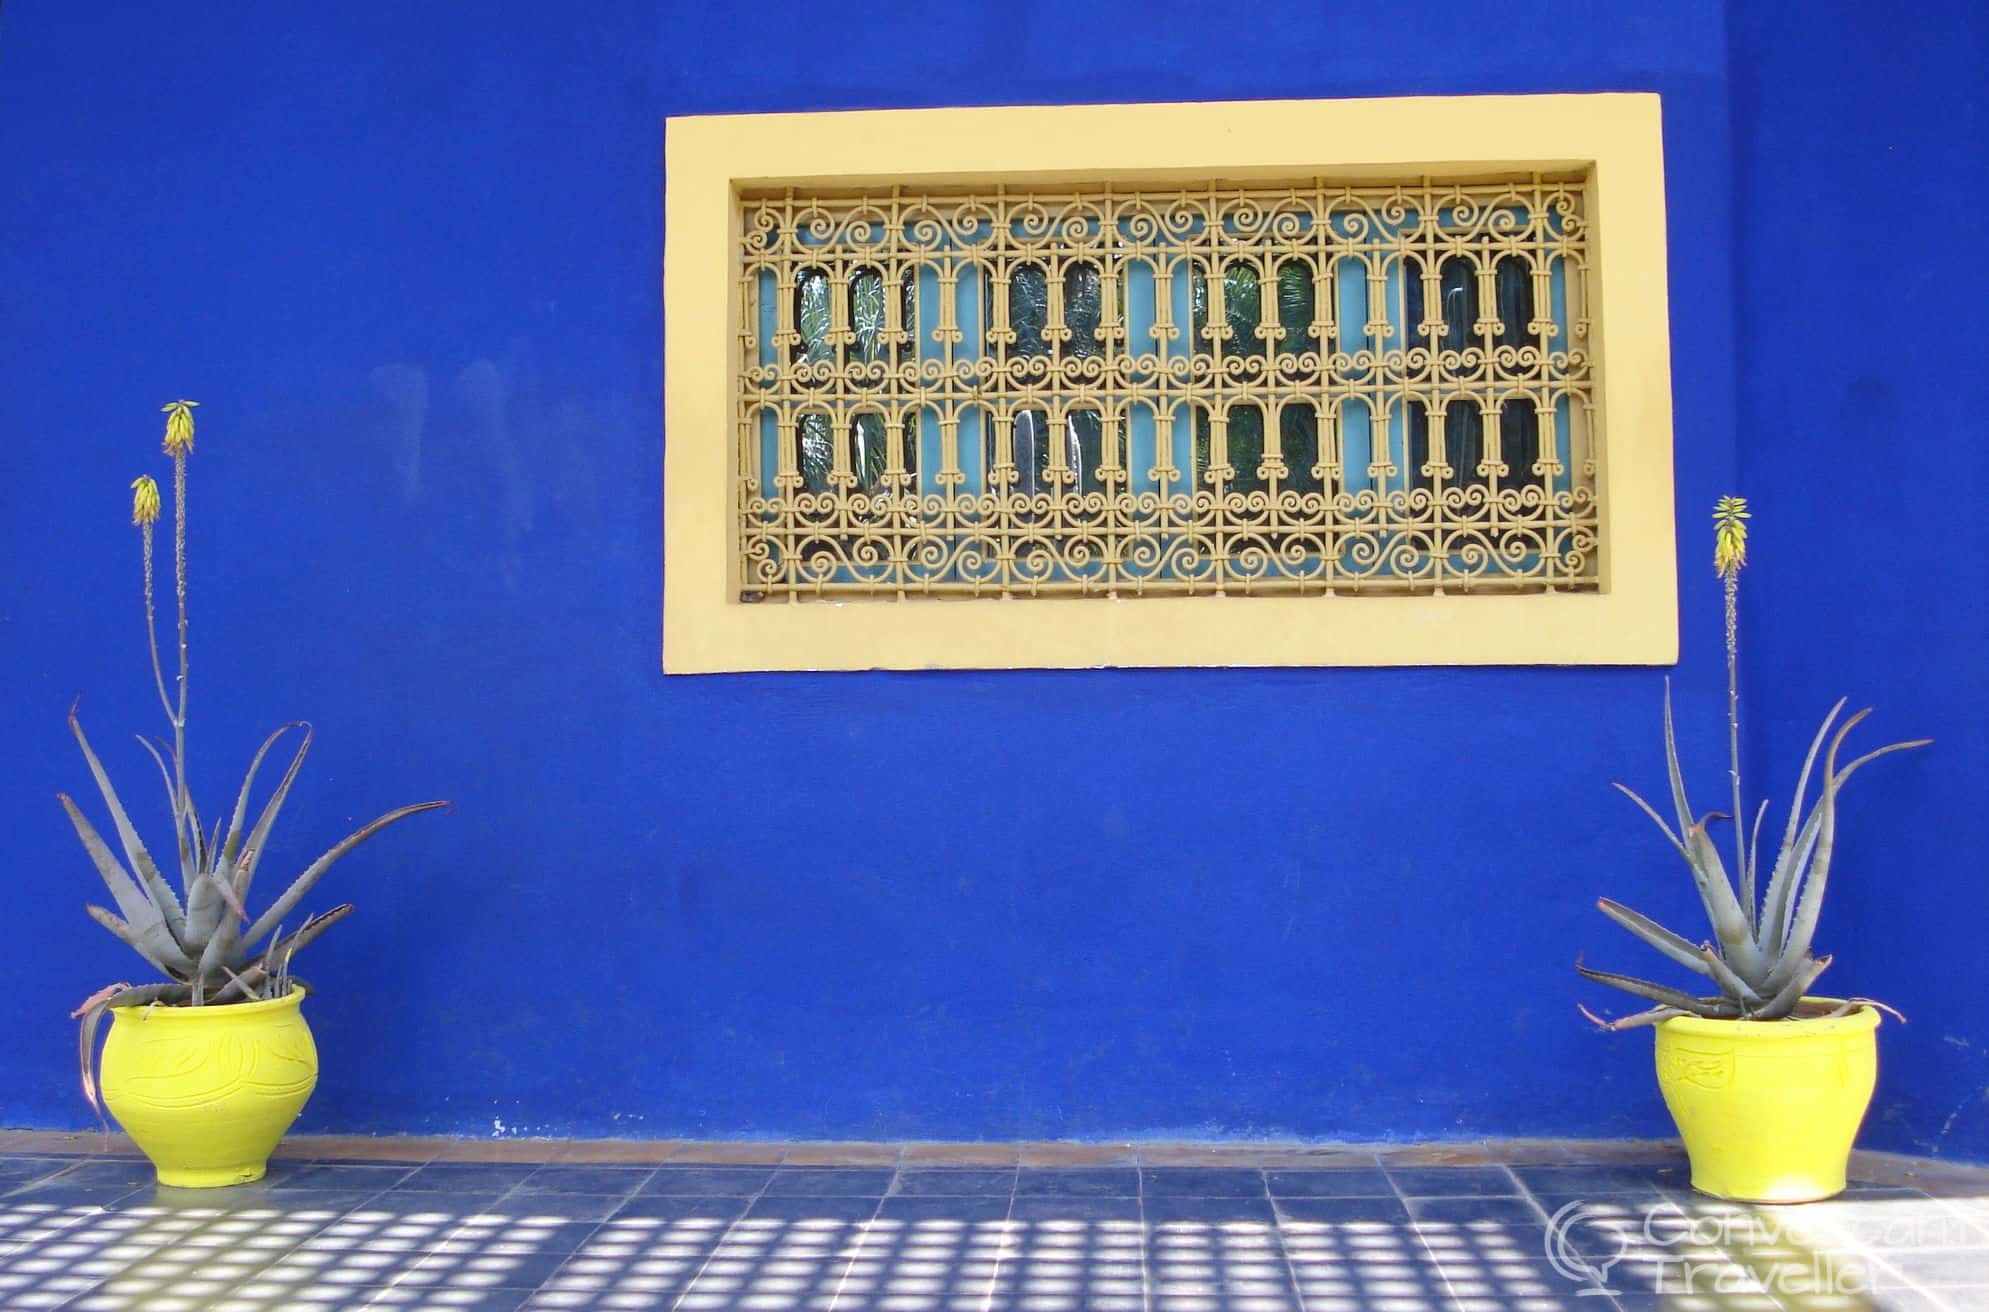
[736,176,1596,600]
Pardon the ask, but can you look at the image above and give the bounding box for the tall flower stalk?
[160,400,197,872]
[1714,496,1752,923]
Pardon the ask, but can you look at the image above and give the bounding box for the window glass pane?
[795,268,832,370]
[797,412,832,494]
[1500,398,1540,493]
[851,413,886,492]
[1439,256,1474,353]
[1065,262,1102,359]
[1068,409,1115,494]
[850,269,887,366]
[1229,405,1266,493]
[1275,260,1317,359]
[1010,264,1049,359]
[1448,400,1484,485]
[1281,404,1323,495]
[1496,255,1533,352]
[1006,408,1052,495]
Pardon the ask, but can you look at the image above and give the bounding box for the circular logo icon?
[1544,1199,1628,1296]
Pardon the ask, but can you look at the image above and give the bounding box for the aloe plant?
[67,401,447,1112]
[1579,687,1927,1028]
[1579,497,1928,1028]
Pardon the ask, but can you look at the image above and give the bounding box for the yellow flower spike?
[161,399,199,456]
[1713,495,1750,579]
[130,475,161,527]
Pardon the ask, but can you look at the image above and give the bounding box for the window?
[666,95,1676,672]
[738,177,1592,601]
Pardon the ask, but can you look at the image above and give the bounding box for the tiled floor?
[0,1138,1984,1312]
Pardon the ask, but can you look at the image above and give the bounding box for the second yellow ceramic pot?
[1654,1001,1879,1203]
[100,986,318,1188]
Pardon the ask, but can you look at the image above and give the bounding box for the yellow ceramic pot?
[1654,1001,1879,1203]
[100,986,318,1188]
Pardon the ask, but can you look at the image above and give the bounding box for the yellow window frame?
[664,93,1676,673]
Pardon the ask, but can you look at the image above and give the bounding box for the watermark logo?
[1542,1196,1969,1297]
[1544,1200,1626,1295]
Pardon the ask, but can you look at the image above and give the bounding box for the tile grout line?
[1136,1163,1152,1312]
[824,1167,897,1312]
[973,1168,1020,1312]
[1261,1167,1313,1312]
[1386,1161,1467,1308]
[1860,1244,1974,1312]
[1504,1163,1559,1226]
[667,1165,782,1312]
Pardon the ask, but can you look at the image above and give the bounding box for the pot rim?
[1657,996,1881,1039]
[108,983,307,1022]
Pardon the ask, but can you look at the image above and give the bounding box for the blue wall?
[0,1,1972,1159]
[1727,1,1989,1160]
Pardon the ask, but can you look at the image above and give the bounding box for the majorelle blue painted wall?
[1725,3,1989,1161]
[0,1,1977,1160]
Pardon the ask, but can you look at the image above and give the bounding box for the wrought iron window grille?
[736,176,1596,602]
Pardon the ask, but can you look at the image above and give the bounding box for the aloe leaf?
[193,867,256,982]
[1756,953,1832,1020]
[1760,704,1848,954]
[229,725,314,907]
[1822,996,1906,1023]
[134,736,179,849]
[257,904,352,966]
[73,994,114,1121]
[195,892,246,983]
[1575,961,1724,1014]
[242,801,448,950]
[1775,700,1844,875]
[1682,818,1766,980]
[221,723,306,877]
[1832,738,1932,788]
[60,796,195,973]
[183,864,219,945]
[216,964,258,1000]
[1661,681,1694,841]
[1766,803,1827,957]
[218,904,354,1003]
[59,795,149,922]
[1700,944,1765,1009]
[1769,735,1926,957]
[1596,898,1713,977]
[1746,799,1768,923]
[136,734,198,886]
[71,981,188,1117]
[180,778,208,877]
[1612,783,1686,856]
[68,707,187,947]
[1578,1003,1693,1031]
[203,870,251,926]
[1765,712,1870,989]
[84,905,182,979]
